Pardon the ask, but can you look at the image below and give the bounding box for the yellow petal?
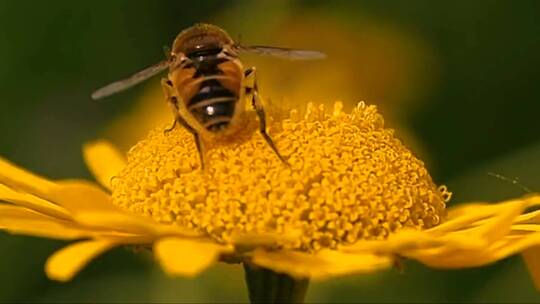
[0,157,56,198]
[44,181,201,237]
[0,205,90,240]
[0,157,127,219]
[0,159,115,218]
[74,211,202,237]
[83,141,126,190]
[404,231,540,268]
[466,199,527,243]
[0,220,87,239]
[432,199,524,234]
[0,184,71,220]
[487,234,540,263]
[47,181,119,213]
[0,204,163,242]
[0,204,60,220]
[511,224,540,232]
[342,228,484,254]
[429,203,497,234]
[523,246,540,290]
[251,249,393,280]
[45,239,117,281]
[341,195,540,274]
[154,237,230,277]
[422,196,538,250]
[515,209,540,224]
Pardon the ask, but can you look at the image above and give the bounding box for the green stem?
[243,262,309,304]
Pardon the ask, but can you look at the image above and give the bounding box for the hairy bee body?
[92,23,325,168]
[168,25,245,136]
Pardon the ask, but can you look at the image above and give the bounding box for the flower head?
[1,101,540,292]
[112,102,447,252]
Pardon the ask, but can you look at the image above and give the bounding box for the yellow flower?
[1,101,540,295]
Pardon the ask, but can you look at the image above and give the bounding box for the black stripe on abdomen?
[188,79,237,132]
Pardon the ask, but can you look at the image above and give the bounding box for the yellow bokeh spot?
[111,102,448,251]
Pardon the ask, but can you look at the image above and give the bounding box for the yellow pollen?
[111,102,448,251]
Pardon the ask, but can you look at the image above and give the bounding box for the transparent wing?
[91,60,169,100]
[237,45,326,60]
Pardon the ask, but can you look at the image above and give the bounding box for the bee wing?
[237,45,326,60]
[91,60,169,100]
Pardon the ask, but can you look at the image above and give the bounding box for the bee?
[92,23,325,169]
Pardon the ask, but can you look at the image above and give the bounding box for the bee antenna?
[487,172,533,193]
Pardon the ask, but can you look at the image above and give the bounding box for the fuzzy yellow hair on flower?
[1,101,540,303]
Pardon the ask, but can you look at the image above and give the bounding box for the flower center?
[111,102,449,251]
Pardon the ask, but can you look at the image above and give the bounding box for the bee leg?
[186,127,205,170]
[195,135,205,170]
[161,78,206,169]
[174,112,206,169]
[169,112,207,169]
[162,78,180,134]
[164,118,178,133]
[254,95,289,166]
[245,67,289,165]
[188,129,205,170]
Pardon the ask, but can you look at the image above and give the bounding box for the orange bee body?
[165,24,246,139]
[92,23,325,168]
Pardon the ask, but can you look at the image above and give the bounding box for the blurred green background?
[1,0,540,302]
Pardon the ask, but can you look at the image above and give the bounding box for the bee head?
[172,23,234,57]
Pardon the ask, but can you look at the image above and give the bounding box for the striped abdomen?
[184,48,240,132]
[188,79,237,132]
